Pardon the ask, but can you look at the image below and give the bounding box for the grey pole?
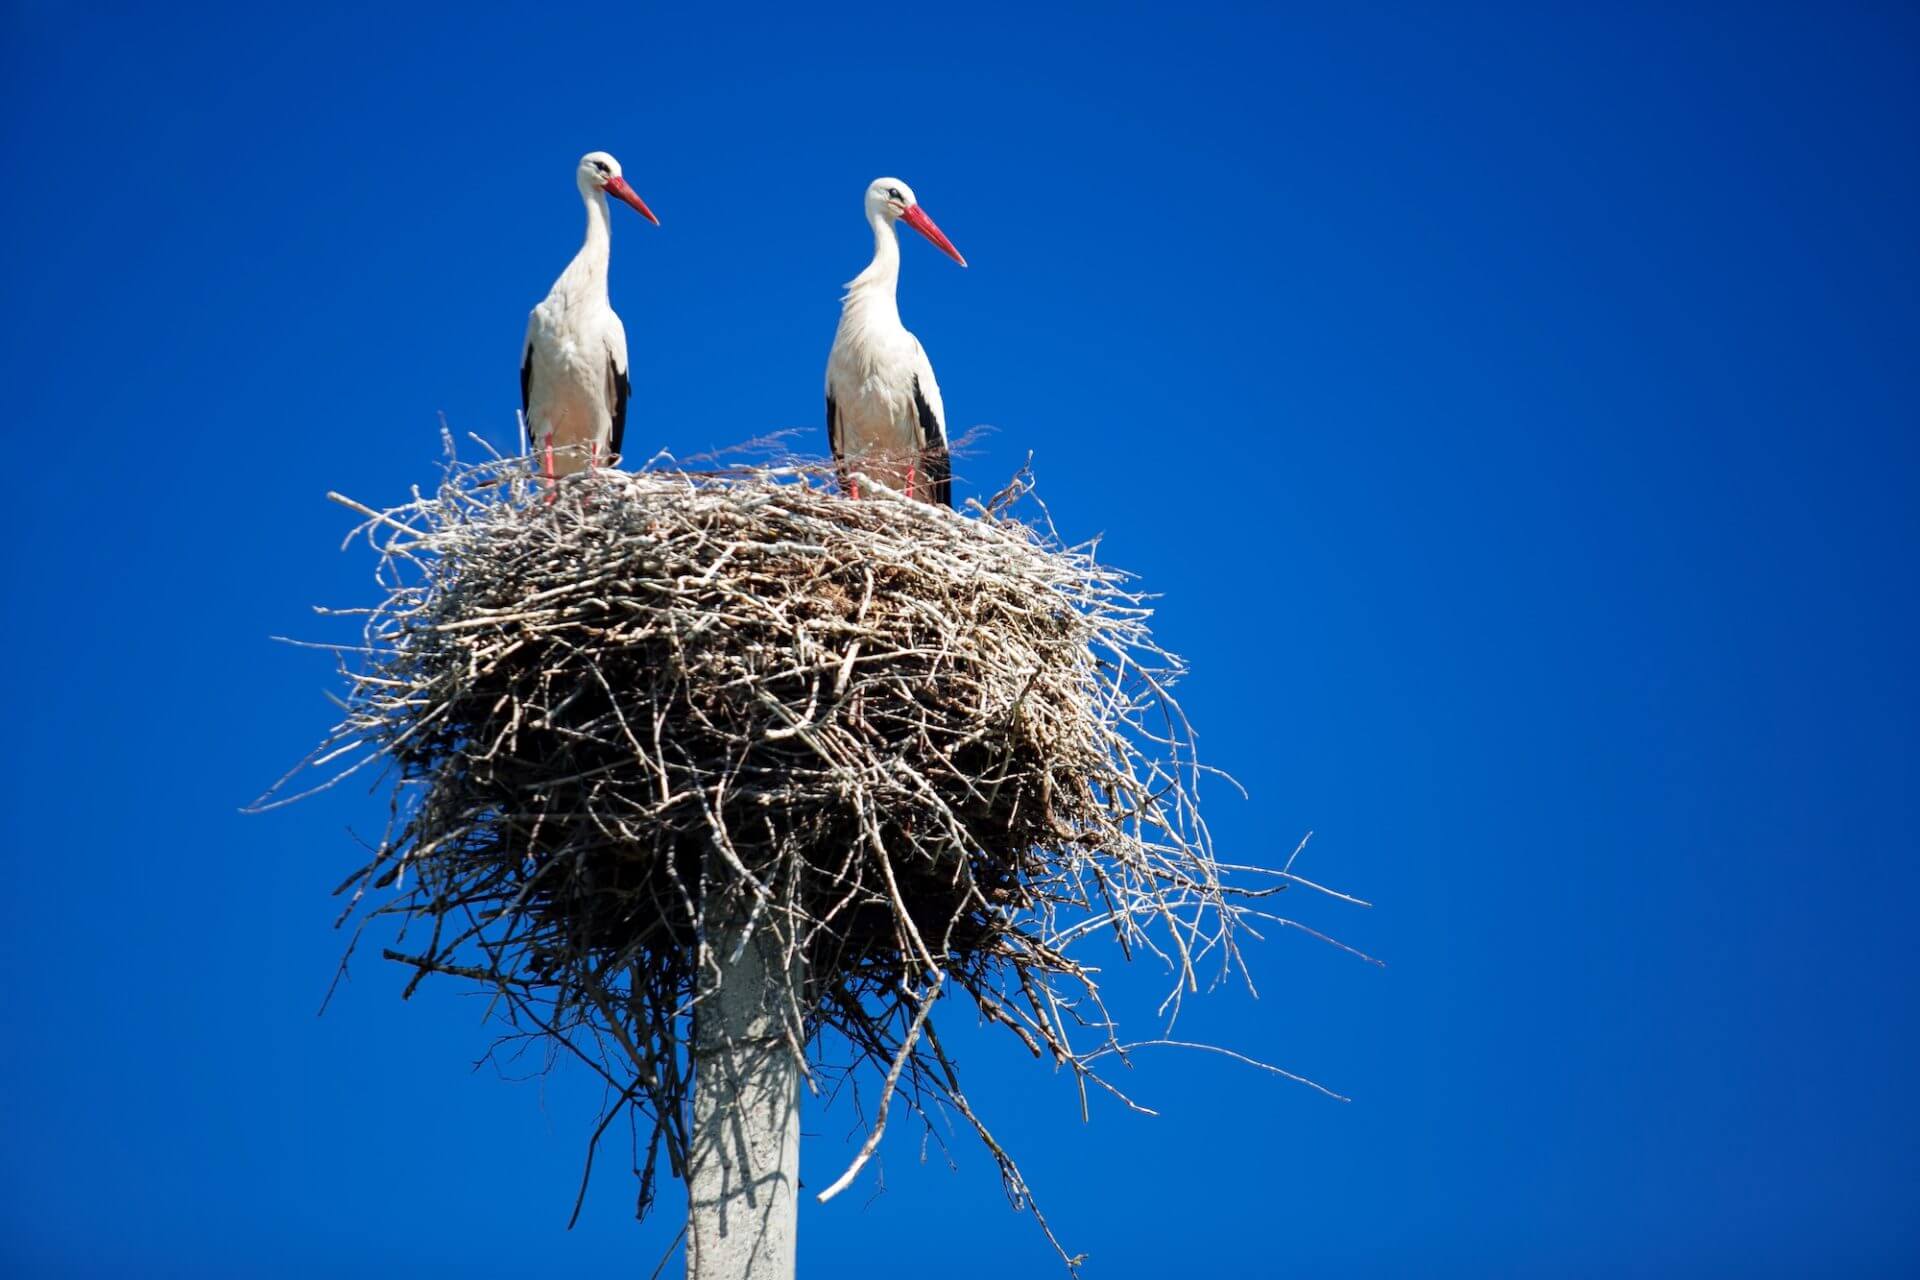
[686,905,802,1280]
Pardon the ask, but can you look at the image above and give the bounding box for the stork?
[521,151,658,478]
[825,177,967,507]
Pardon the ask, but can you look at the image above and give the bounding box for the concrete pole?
[686,906,802,1280]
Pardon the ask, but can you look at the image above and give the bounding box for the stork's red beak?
[901,204,967,267]
[605,177,660,226]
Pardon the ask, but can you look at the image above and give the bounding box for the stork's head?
[866,177,966,267]
[578,151,659,225]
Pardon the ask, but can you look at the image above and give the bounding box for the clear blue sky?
[3,2,1916,1274]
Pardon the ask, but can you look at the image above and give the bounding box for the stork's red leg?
[582,440,599,509]
[907,465,917,500]
[543,431,557,504]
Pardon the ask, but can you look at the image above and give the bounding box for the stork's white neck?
[842,208,903,326]
[560,186,614,301]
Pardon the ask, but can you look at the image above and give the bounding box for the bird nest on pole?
[270,451,1323,1266]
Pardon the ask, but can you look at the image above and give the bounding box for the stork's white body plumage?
[826,286,948,496]
[825,178,967,507]
[521,152,657,477]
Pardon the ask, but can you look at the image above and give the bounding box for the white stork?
[825,177,967,507]
[521,151,658,478]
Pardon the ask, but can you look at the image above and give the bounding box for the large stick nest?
[269,452,1323,1261]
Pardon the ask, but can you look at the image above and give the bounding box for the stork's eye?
[592,160,611,175]
[886,187,903,201]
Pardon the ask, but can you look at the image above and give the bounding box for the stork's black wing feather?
[910,374,953,508]
[827,391,853,495]
[519,342,534,453]
[608,346,630,462]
